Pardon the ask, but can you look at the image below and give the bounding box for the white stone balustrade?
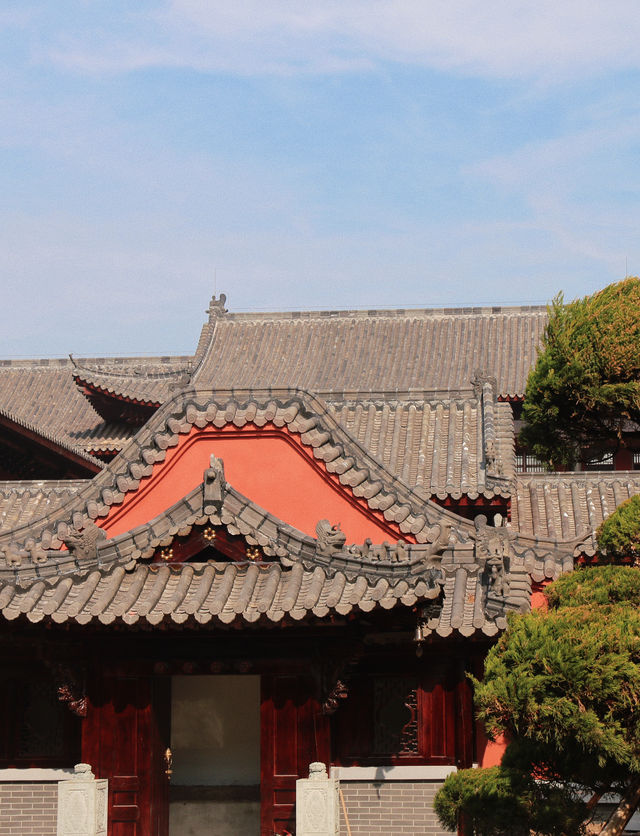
[296,762,339,836]
[57,763,108,836]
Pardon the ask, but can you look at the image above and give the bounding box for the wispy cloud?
[1,1,639,355]
[40,1,640,81]
[465,101,640,278]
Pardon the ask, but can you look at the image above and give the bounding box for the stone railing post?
[57,763,108,836]
[296,761,339,836]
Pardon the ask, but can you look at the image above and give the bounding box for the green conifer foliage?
[597,495,640,561]
[434,567,640,836]
[520,277,640,468]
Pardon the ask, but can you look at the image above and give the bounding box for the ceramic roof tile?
[0,481,88,534]
[0,357,190,457]
[192,307,547,398]
[512,472,640,555]
[72,362,191,407]
[0,362,132,454]
[326,398,514,498]
[0,558,511,636]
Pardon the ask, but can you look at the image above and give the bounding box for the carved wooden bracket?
[322,679,349,715]
[48,663,88,718]
[321,643,363,716]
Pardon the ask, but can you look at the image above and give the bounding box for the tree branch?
[599,777,640,836]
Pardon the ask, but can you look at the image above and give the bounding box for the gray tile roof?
[0,358,187,457]
[69,382,515,500]
[0,306,541,498]
[0,365,514,500]
[0,474,536,635]
[0,481,89,534]
[0,406,104,470]
[512,472,640,556]
[326,395,514,500]
[2,300,636,636]
[0,362,114,444]
[72,361,191,407]
[0,558,515,635]
[0,561,439,627]
[0,388,481,561]
[192,306,547,398]
[0,383,576,633]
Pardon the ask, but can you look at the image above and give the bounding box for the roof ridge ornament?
[471,369,498,399]
[203,455,226,515]
[63,522,107,560]
[473,513,513,562]
[315,519,346,556]
[314,518,452,565]
[207,293,228,320]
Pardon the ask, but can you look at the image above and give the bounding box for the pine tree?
[597,495,640,562]
[520,277,640,468]
[434,567,640,836]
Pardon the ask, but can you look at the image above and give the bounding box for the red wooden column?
[261,673,330,836]
[82,675,170,836]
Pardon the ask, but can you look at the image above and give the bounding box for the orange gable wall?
[100,424,415,544]
[531,579,550,611]
[477,581,551,767]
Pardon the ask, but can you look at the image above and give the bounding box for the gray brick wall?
[339,780,454,836]
[0,783,57,836]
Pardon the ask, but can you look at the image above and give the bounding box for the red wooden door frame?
[261,673,330,836]
[82,675,171,836]
[83,668,335,835]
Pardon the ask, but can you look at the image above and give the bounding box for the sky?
[1,1,640,357]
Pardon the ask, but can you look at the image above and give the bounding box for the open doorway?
[169,675,260,836]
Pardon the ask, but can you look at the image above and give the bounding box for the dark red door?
[261,674,330,836]
[82,675,171,836]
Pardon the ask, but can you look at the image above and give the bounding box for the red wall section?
[477,729,508,768]
[531,579,550,611]
[100,424,413,544]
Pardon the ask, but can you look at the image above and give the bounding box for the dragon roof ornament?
[207,293,228,319]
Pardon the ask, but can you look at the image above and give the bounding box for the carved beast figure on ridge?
[316,519,347,556]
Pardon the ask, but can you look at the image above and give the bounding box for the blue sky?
[1,1,640,356]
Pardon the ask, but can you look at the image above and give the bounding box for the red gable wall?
[99,424,415,544]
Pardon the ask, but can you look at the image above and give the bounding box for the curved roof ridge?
[0,478,458,586]
[73,370,168,408]
[0,386,480,554]
[221,304,549,322]
[71,359,192,381]
[0,387,579,590]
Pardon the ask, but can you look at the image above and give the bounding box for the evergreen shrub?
[596,495,640,561]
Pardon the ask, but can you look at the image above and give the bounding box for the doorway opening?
[169,675,260,836]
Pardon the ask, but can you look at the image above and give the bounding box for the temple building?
[0,294,639,836]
